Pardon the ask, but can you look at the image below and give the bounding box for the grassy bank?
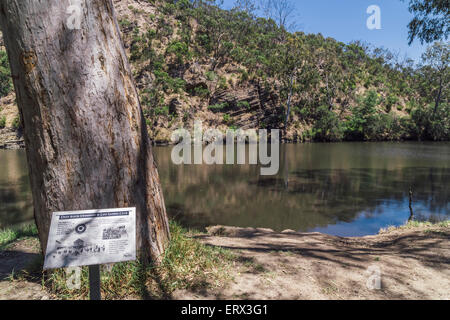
[1,221,236,300]
[0,223,38,250]
[379,220,450,234]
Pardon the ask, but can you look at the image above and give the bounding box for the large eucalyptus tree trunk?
[0,0,170,262]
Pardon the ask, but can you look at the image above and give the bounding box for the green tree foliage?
[312,106,344,142]
[419,42,449,113]
[0,1,448,141]
[344,90,379,141]
[0,50,12,98]
[410,103,450,140]
[0,116,6,128]
[121,1,450,141]
[404,0,449,44]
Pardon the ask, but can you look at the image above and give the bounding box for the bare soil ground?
[1,224,448,300]
[0,238,50,300]
[174,225,450,300]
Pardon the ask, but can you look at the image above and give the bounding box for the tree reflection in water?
[1,143,449,235]
[0,150,33,228]
[155,142,450,236]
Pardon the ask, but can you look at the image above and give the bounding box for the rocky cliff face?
[0,128,23,149]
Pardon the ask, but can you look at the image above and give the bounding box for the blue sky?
[221,0,428,63]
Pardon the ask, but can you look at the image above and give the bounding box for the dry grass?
[9,221,236,300]
[379,220,450,234]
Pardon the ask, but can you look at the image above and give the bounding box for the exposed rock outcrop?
[0,128,24,149]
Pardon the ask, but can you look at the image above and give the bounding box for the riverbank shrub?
[410,103,450,141]
[312,106,344,142]
[0,50,12,98]
[0,116,6,128]
[343,91,379,141]
[11,115,20,129]
[208,102,228,111]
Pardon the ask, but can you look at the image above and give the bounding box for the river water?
[1,142,449,236]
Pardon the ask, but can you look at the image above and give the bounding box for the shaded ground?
[173,225,450,300]
[0,238,49,300]
[0,224,448,300]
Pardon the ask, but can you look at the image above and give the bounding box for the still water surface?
[1,142,449,236]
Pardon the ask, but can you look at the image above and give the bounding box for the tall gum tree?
[0,0,170,262]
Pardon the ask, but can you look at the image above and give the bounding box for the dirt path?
[1,225,448,300]
[0,239,49,300]
[174,225,450,300]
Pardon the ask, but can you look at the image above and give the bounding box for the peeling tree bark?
[0,0,170,262]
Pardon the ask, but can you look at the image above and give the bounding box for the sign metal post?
[89,265,101,300]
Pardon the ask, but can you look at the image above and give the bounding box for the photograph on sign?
[43,208,136,269]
